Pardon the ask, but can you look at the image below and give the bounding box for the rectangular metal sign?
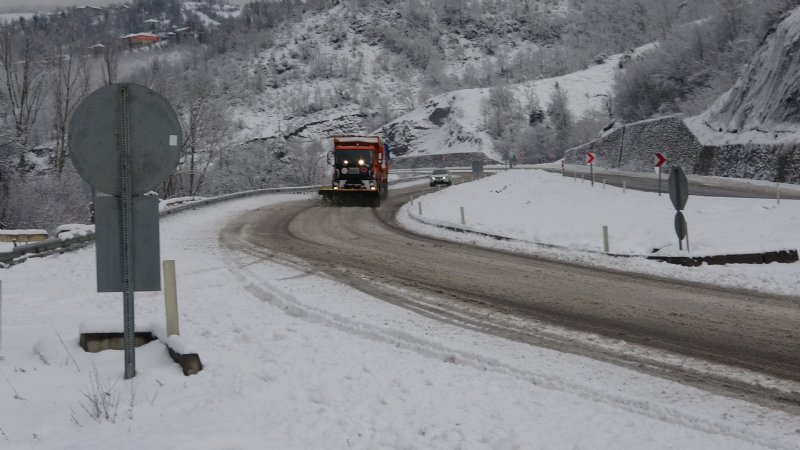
[94,193,161,292]
[471,161,484,178]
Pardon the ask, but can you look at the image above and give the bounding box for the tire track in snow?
[218,229,800,450]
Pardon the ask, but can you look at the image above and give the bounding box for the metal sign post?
[655,152,666,197]
[586,152,595,187]
[668,166,690,251]
[69,83,181,379]
[657,167,662,197]
[118,86,136,378]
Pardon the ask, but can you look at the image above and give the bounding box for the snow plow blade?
[319,187,381,207]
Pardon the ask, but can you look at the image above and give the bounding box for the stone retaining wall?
[564,115,704,174]
[390,152,501,169]
[563,115,800,183]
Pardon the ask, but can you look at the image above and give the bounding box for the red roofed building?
[121,32,160,47]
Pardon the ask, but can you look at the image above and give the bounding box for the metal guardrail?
[0,185,320,268]
[0,175,466,267]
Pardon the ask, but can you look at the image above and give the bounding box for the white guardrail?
[0,185,321,268]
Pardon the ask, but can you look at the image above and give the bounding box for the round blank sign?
[69,83,182,196]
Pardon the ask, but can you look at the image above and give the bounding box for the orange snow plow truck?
[319,135,389,207]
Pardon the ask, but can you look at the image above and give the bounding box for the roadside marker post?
[586,152,596,187]
[623,179,626,193]
[685,222,691,253]
[460,207,465,225]
[777,183,781,205]
[602,226,609,252]
[163,260,179,337]
[657,167,662,196]
[655,152,667,196]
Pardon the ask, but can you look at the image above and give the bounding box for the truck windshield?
[335,150,373,165]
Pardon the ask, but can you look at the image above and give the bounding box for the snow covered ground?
[1,177,800,449]
[400,167,800,297]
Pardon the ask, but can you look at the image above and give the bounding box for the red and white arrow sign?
[586,152,595,165]
[655,152,667,168]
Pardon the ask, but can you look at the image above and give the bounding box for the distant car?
[430,168,452,187]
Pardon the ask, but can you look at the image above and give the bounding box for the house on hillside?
[74,5,104,14]
[173,26,196,43]
[121,32,160,48]
[143,18,160,31]
[88,43,105,56]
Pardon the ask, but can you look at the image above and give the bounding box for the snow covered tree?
[166,67,233,197]
[481,85,522,139]
[546,82,573,146]
[290,140,326,186]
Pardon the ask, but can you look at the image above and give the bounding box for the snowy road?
[219,183,800,411]
[3,190,800,448]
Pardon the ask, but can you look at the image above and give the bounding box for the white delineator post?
[685,223,691,253]
[460,207,465,225]
[418,202,422,216]
[602,226,609,253]
[163,260,180,336]
[777,183,781,205]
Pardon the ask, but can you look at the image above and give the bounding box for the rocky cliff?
[565,7,800,183]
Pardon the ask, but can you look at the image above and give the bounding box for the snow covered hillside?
[379,47,650,163]
[216,1,601,147]
[686,7,800,146]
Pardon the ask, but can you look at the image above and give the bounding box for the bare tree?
[481,85,522,139]
[0,23,45,153]
[169,68,233,196]
[290,140,326,186]
[48,25,91,175]
[209,141,287,193]
[101,38,121,85]
[0,101,15,225]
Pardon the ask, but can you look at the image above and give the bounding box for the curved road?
[551,166,800,199]
[220,181,800,411]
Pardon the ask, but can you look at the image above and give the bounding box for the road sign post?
[69,83,182,379]
[657,167,662,197]
[674,211,686,250]
[655,152,667,197]
[586,152,596,187]
[668,166,690,251]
